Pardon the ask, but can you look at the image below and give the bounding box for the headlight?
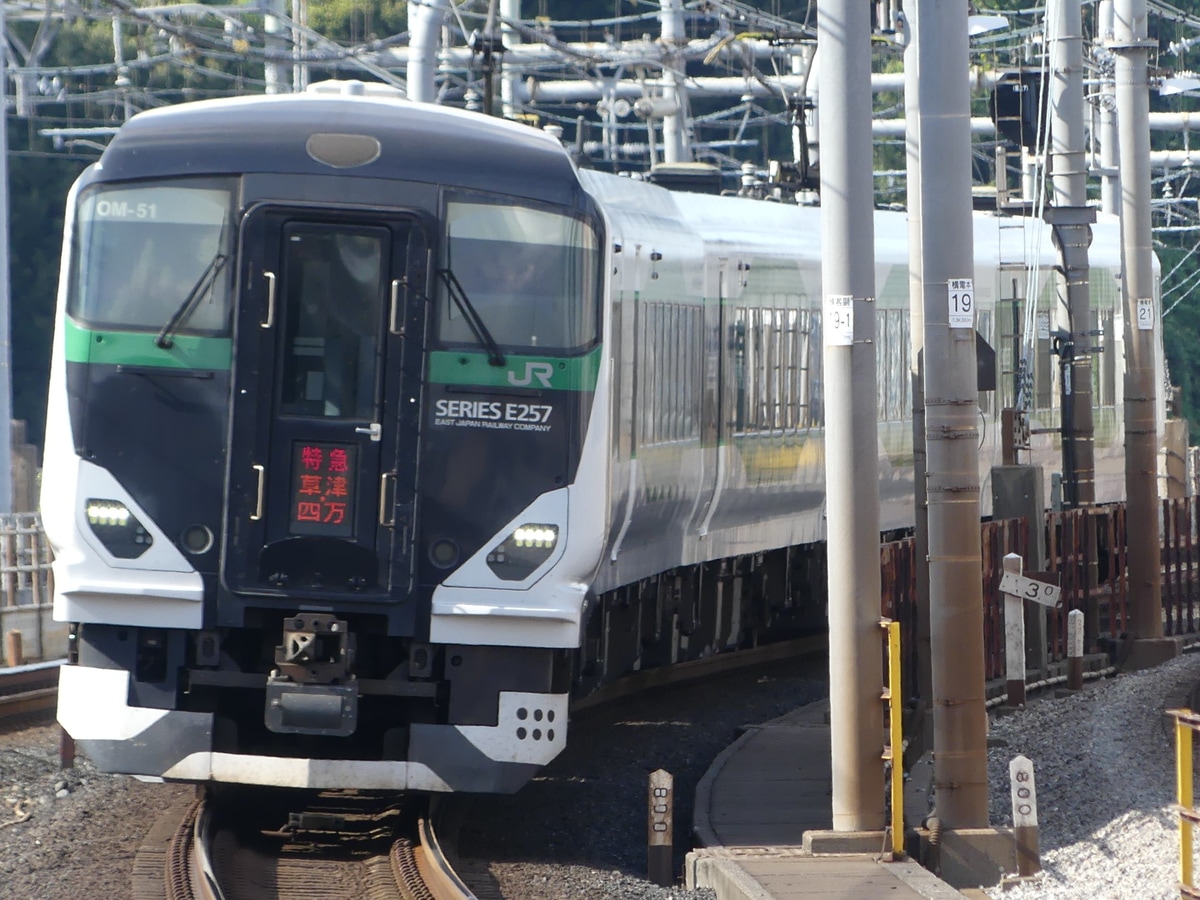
[486,523,559,581]
[85,499,153,559]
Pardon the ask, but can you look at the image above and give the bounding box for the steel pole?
[501,0,522,119]
[263,0,287,94]
[1048,0,1096,508]
[817,0,885,832]
[1112,0,1163,638]
[660,0,689,162]
[916,0,988,827]
[407,0,451,103]
[902,3,934,717]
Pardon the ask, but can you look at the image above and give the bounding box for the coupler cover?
[265,677,359,737]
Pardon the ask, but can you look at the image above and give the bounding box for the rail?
[0,658,60,718]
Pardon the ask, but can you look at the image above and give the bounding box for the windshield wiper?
[155,252,228,349]
[436,268,506,367]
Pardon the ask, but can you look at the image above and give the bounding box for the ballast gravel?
[0,659,824,900]
[983,650,1200,900]
[1,651,1197,900]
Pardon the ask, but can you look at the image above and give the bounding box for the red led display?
[288,441,357,538]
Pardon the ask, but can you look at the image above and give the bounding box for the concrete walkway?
[685,702,972,899]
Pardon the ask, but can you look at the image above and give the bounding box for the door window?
[279,227,386,419]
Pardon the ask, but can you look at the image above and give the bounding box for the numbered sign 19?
[1136,298,1154,331]
[824,295,854,346]
[948,278,974,328]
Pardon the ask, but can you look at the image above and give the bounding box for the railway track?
[0,659,60,718]
[136,789,478,900]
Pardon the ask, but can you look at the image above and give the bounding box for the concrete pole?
[902,4,934,721]
[1112,0,1163,639]
[0,7,12,516]
[408,0,451,103]
[660,0,689,163]
[500,0,522,119]
[1098,1,1120,216]
[292,0,310,92]
[263,0,288,94]
[916,0,988,827]
[817,0,885,832]
[1047,0,1096,508]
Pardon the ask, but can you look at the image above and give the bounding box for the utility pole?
[500,0,521,119]
[407,0,450,103]
[1047,0,1096,508]
[818,0,884,832]
[1112,0,1165,648]
[901,3,934,725]
[1098,1,1120,216]
[292,0,310,92]
[660,0,689,163]
[263,0,288,94]
[916,0,988,827]
[0,6,12,515]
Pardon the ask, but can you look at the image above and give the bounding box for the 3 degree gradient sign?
[289,441,357,538]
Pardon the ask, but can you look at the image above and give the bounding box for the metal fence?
[881,499,1200,694]
[0,512,56,664]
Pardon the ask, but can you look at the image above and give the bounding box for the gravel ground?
[0,658,825,900]
[4,651,1196,900]
[983,650,1200,900]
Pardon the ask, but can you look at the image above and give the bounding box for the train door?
[223,205,427,610]
[694,258,727,536]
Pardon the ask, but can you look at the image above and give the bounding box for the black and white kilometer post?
[647,769,673,886]
[1000,553,1062,706]
[1009,755,1041,877]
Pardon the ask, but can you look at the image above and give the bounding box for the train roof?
[579,169,1127,274]
[91,92,585,206]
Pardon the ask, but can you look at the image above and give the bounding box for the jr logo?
[507,361,554,388]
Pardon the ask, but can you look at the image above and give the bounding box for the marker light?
[85,499,153,559]
[487,523,560,581]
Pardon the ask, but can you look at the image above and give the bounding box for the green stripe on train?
[427,347,602,392]
[64,320,233,370]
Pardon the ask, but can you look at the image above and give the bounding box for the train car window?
[437,199,600,352]
[69,179,235,335]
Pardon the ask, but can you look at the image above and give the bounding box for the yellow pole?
[889,621,904,858]
[1179,714,1194,890]
[886,620,904,858]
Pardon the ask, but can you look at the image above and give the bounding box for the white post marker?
[824,294,854,346]
[1010,755,1041,876]
[1067,608,1085,691]
[647,768,673,886]
[1002,553,1027,707]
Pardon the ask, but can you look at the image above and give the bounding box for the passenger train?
[45,83,1137,793]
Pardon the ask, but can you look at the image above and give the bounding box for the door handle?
[379,472,396,527]
[251,464,265,521]
[356,422,382,441]
[261,271,276,329]
[390,278,406,336]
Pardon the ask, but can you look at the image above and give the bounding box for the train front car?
[45,89,609,794]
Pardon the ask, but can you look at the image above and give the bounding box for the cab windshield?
[437,198,601,353]
[69,178,236,335]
